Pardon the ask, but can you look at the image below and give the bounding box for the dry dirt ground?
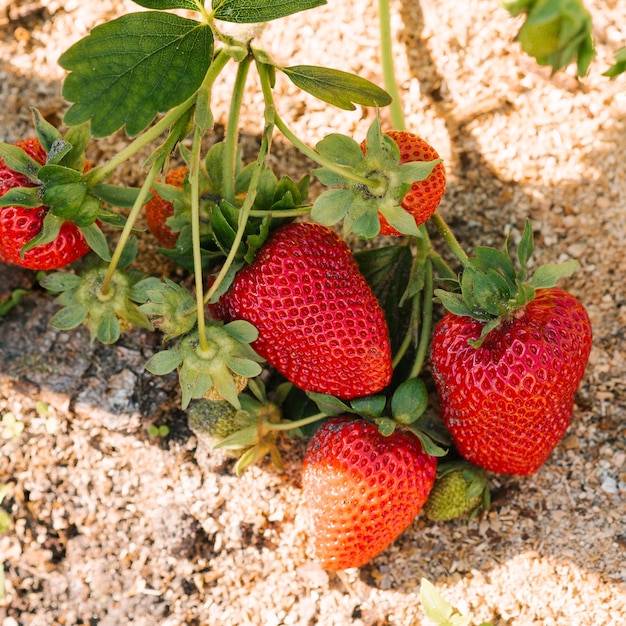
[1,1,626,625]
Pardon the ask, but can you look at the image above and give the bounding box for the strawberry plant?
[0,0,612,573]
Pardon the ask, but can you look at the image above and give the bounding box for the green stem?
[409,257,434,378]
[248,206,311,219]
[188,123,211,352]
[431,211,471,268]
[222,55,252,204]
[205,120,274,305]
[265,412,326,431]
[378,0,406,131]
[100,161,161,295]
[391,291,420,369]
[429,248,458,281]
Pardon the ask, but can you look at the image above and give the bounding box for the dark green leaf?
[281,65,391,110]
[213,0,327,24]
[306,392,352,416]
[132,0,200,9]
[90,184,142,208]
[471,270,512,317]
[44,183,88,218]
[0,187,41,209]
[355,245,413,354]
[350,395,386,417]
[391,378,428,425]
[38,164,82,186]
[60,13,213,137]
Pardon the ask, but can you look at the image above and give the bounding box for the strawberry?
[430,287,592,475]
[360,131,446,236]
[423,462,489,522]
[0,138,91,270]
[211,222,392,400]
[302,416,437,570]
[145,165,187,248]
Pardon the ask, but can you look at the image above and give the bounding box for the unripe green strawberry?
[187,399,243,455]
[424,464,489,522]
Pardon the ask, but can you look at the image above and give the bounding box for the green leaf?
[97,310,121,344]
[310,188,354,226]
[79,223,112,262]
[306,392,352,416]
[603,46,626,78]
[354,245,413,354]
[529,259,578,288]
[391,378,428,425]
[49,304,89,330]
[144,347,183,375]
[0,187,41,209]
[132,0,200,9]
[90,184,142,208]
[0,142,42,179]
[350,395,386,417]
[223,319,259,344]
[316,134,365,166]
[60,13,213,137]
[281,65,391,110]
[213,0,327,24]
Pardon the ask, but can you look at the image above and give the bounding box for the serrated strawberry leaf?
[281,65,391,110]
[60,13,213,137]
[213,0,327,24]
[132,0,200,9]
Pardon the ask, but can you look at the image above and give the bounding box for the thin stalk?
[264,412,326,432]
[222,55,252,204]
[431,211,471,268]
[391,291,420,369]
[378,0,406,131]
[189,123,211,352]
[100,162,161,294]
[248,206,311,219]
[409,257,434,378]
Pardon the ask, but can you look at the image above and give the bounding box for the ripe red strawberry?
[211,222,392,399]
[0,138,90,270]
[302,416,437,570]
[360,131,446,236]
[430,288,592,475]
[145,165,187,248]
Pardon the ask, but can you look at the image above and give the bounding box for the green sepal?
[49,303,89,330]
[391,377,428,425]
[0,142,42,180]
[20,212,63,257]
[31,107,63,153]
[144,346,183,375]
[97,310,122,344]
[281,65,391,110]
[43,183,87,219]
[316,134,365,166]
[375,417,397,437]
[603,46,626,78]
[350,395,386,418]
[40,271,83,292]
[310,188,354,226]
[0,187,41,209]
[306,392,352,416]
[79,223,112,262]
[90,184,142,208]
[223,319,259,344]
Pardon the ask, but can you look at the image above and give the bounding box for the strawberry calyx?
[143,320,264,410]
[40,254,153,345]
[434,219,579,346]
[311,117,441,238]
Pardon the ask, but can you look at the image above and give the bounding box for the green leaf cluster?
[311,118,439,238]
[503,0,594,75]
[434,219,578,345]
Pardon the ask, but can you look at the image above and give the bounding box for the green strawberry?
[424,462,490,522]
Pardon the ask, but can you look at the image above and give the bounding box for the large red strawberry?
[145,165,188,248]
[0,138,90,270]
[360,131,446,236]
[302,416,437,570]
[211,222,392,399]
[430,287,592,475]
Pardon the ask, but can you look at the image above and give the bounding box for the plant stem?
[378,0,406,131]
[100,162,160,295]
[189,122,211,352]
[431,211,471,268]
[265,412,326,431]
[222,55,252,204]
[409,257,434,378]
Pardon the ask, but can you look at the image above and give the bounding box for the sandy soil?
[1,1,625,624]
